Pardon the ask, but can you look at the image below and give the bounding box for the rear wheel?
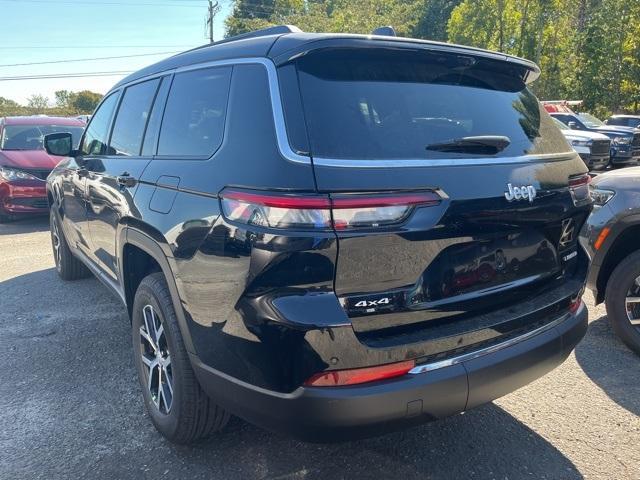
[132,272,229,444]
[605,250,640,355]
[50,209,90,280]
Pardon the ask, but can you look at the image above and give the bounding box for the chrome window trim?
[113,57,575,168]
[408,308,575,375]
[115,57,311,165]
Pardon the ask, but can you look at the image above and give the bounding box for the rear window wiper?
[425,135,511,155]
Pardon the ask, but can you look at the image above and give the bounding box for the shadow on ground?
[0,215,49,236]
[0,268,583,479]
[574,313,640,417]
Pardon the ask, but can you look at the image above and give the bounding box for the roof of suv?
[609,115,640,118]
[1,116,85,126]
[114,26,540,90]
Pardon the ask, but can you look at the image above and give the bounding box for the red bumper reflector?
[569,298,583,314]
[304,360,416,387]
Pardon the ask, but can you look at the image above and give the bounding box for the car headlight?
[0,166,41,182]
[612,136,632,145]
[589,186,615,206]
[570,139,592,147]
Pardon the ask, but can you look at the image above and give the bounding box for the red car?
[0,116,85,222]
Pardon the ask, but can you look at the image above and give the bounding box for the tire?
[604,250,640,355]
[132,272,229,444]
[50,209,90,281]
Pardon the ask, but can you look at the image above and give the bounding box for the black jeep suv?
[45,26,591,444]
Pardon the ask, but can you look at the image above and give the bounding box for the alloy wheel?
[139,304,173,414]
[624,277,640,332]
[51,218,62,269]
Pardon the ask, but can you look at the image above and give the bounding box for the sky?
[0,0,232,104]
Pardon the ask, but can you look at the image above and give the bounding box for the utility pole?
[206,0,220,43]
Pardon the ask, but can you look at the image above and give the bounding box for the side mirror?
[567,121,579,130]
[44,132,73,157]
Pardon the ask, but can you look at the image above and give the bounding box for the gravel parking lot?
[1,217,639,480]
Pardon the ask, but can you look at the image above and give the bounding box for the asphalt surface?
[1,217,639,480]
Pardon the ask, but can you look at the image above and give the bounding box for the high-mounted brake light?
[304,360,416,387]
[220,189,442,230]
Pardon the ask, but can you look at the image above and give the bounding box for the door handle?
[116,173,137,188]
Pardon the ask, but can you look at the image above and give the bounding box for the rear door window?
[109,78,161,156]
[291,48,570,161]
[157,66,232,157]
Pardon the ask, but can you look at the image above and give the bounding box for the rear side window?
[81,92,119,156]
[157,66,232,157]
[291,48,570,161]
[109,78,161,156]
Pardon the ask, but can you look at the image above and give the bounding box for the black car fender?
[589,212,640,303]
[123,227,196,354]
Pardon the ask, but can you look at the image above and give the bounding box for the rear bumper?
[610,148,639,165]
[0,180,48,215]
[191,303,587,442]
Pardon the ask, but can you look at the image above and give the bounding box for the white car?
[553,117,610,170]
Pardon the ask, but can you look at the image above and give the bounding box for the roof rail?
[212,25,302,46]
[372,26,396,37]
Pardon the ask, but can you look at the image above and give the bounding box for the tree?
[225,0,420,37]
[54,90,72,108]
[412,0,463,41]
[0,97,20,109]
[0,97,23,117]
[26,94,50,110]
[226,0,277,37]
[70,90,102,114]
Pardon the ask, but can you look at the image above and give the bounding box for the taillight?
[220,189,332,230]
[304,360,416,387]
[331,192,441,230]
[568,173,591,205]
[220,189,441,230]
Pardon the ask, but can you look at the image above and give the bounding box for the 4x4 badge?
[505,183,537,202]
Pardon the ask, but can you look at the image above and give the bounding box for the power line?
[0,51,180,68]
[0,0,205,7]
[0,71,134,81]
[0,45,198,49]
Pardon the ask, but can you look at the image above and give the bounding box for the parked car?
[0,116,85,222]
[606,114,640,129]
[580,168,640,355]
[553,117,610,170]
[544,103,640,166]
[45,25,591,444]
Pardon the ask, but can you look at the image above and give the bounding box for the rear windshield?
[292,48,570,160]
[1,124,84,151]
